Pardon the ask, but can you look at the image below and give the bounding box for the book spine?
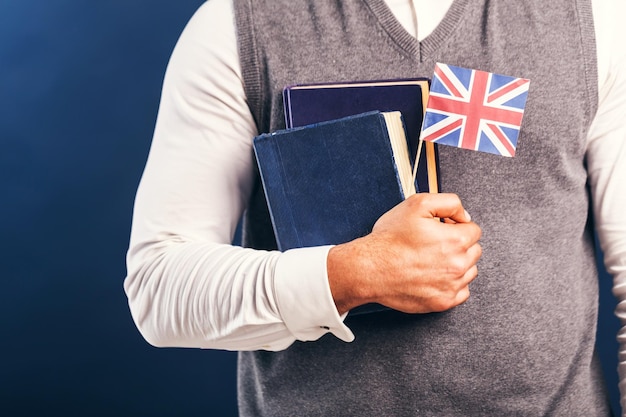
[253,136,300,251]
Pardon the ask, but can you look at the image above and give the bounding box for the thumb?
[412,193,472,223]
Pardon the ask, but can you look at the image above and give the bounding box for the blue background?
[0,1,620,416]
[0,1,238,416]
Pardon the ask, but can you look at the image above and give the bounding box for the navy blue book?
[253,110,415,252]
[283,78,439,193]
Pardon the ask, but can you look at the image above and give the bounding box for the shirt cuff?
[274,245,355,343]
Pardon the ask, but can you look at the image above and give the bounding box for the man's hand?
[327,193,482,315]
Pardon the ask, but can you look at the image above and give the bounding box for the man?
[125,0,626,415]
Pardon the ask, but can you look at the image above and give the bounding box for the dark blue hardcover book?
[283,79,439,193]
[253,110,415,252]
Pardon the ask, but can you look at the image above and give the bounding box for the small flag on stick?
[419,63,530,157]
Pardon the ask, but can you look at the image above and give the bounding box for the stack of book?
[254,79,439,252]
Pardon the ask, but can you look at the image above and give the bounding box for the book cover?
[253,110,414,252]
[283,78,439,193]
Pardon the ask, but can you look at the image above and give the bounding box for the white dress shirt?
[125,0,626,395]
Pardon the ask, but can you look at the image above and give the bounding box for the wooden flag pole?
[412,139,424,185]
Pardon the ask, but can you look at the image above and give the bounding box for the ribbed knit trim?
[361,0,418,58]
[419,0,469,59]
[233,0,264,130]
[575,0,599,131]
[363,0,470,61]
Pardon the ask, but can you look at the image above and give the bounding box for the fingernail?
[464,210,471,222]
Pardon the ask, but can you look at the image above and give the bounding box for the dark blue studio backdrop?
[0,1,238,416]
[0,1,621,416]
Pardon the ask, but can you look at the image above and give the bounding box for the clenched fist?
[327,193,482,315]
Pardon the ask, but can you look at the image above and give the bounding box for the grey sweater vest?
[234,0,610,415]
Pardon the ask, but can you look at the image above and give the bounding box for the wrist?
[327,238,376,315]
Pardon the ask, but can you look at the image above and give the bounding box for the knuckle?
[441,193,462,211]
[449,193,462,206]
[406,193,428,210]
[447,256,469,277]
[454,232,471,248]
[473,243,483,260]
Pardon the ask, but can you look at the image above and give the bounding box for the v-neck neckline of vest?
[363,0,470,62]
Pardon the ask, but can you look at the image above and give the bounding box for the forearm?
[125,239,353,351]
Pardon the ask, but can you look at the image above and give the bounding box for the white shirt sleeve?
[587,0,626,414]
[124,0,353,352]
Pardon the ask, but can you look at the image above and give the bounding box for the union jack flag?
[420,63,530,157]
